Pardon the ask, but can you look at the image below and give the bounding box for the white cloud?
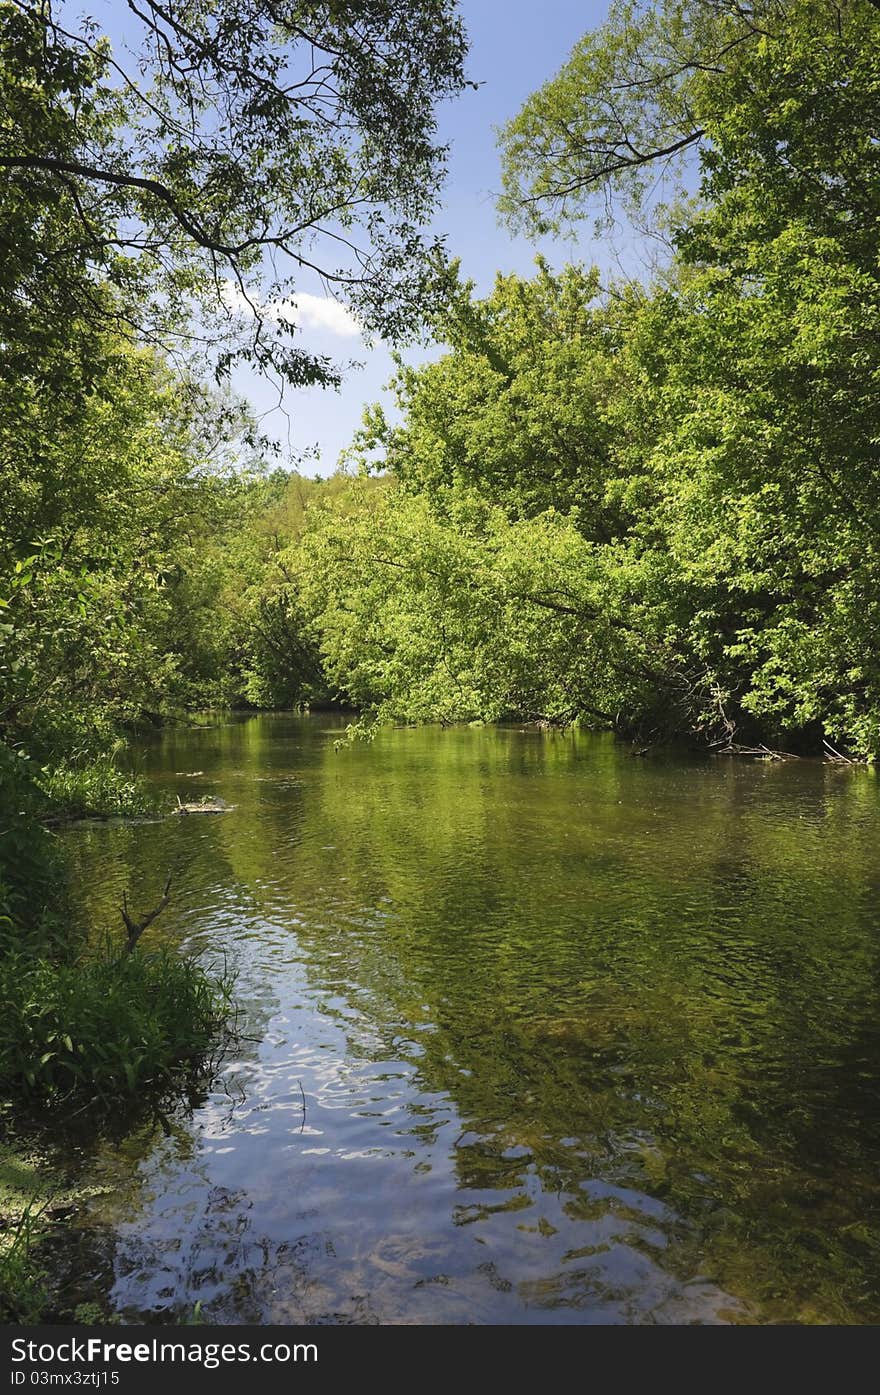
[222,281,361,339]
[292,291,361,338]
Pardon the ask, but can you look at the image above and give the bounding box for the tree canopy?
[0,0,470,386]
[278,0,880,756]
[5,0,880,777]
[497,1,880,241]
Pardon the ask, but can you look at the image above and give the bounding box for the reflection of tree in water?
[58,718,880,1321]
[263,723,880,1322]
[16,1060,232,1321]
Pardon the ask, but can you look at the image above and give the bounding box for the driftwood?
[822,738,854,764]
[120,873,172,953]
[173,795,235,815]
[713,741,800,760]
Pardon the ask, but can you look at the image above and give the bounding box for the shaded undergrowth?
[0,943,235,1106]
[0,742,237,1322]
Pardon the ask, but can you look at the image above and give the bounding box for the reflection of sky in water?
[62,716,880,1323]
[98,1000,745,1325]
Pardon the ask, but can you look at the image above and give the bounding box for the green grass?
[37,756,161,821]
[0,741,237,1320]
[0,1140,129,1323]
[0,1144,55,1324]
[0,945,235,1107]
[0,945,235,1322]
[0,1201,49,1322]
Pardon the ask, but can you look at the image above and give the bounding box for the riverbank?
[20,713,877,1325]
[0,740,239,1321]
[0,1136,116,1323]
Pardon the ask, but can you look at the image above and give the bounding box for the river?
[58,714,880,1323]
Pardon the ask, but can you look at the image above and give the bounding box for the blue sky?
[235,0,620,473]
[95,0,634,471]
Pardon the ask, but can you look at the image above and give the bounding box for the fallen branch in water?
[120,873,173,953]
[713,742,800,760]
[822,738,854,764]
[173,795,235,815]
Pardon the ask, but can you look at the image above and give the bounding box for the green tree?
[1,0,470,387]
[497,1,880,241]
[291,472,688,732]
[491,0,880,755]
[353,261,630,534]
[0,334,250,761]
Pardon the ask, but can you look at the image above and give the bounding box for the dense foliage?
[0,945,233,1105]
[8,2,878,769]
[0,0,469,387]
[1,0,470,778]
[0,0,471,1181]
[273,0,880,758]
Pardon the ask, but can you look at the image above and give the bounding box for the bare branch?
[120,873,173,953]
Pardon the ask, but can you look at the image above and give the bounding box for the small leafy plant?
[0,946,235,1107]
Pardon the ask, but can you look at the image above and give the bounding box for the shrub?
[0,743,67,952]
[0,946,234,1107]
[36,757,159,821]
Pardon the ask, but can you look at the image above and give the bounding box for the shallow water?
[60,715,880,1323]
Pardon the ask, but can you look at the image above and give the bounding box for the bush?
[0,743,67,951]
[0,946,234,1107]
[36,756,159,821]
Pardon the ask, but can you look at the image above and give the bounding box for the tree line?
[222,1,880,759]
[2,0,879,1110]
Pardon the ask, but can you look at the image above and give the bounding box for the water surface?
[61,716,880,1323]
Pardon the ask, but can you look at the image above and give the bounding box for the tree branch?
[120,873,173,953]
[519,128,705,207]
[0,154,247,256]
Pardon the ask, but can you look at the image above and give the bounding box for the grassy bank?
[0,1142,105,1324]
[36,756,162,823]
[0,945,234,1106]
[0,743,236,1321]
[0,1143,51,1323]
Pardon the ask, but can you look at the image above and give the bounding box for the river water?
[59,714,880,1323]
